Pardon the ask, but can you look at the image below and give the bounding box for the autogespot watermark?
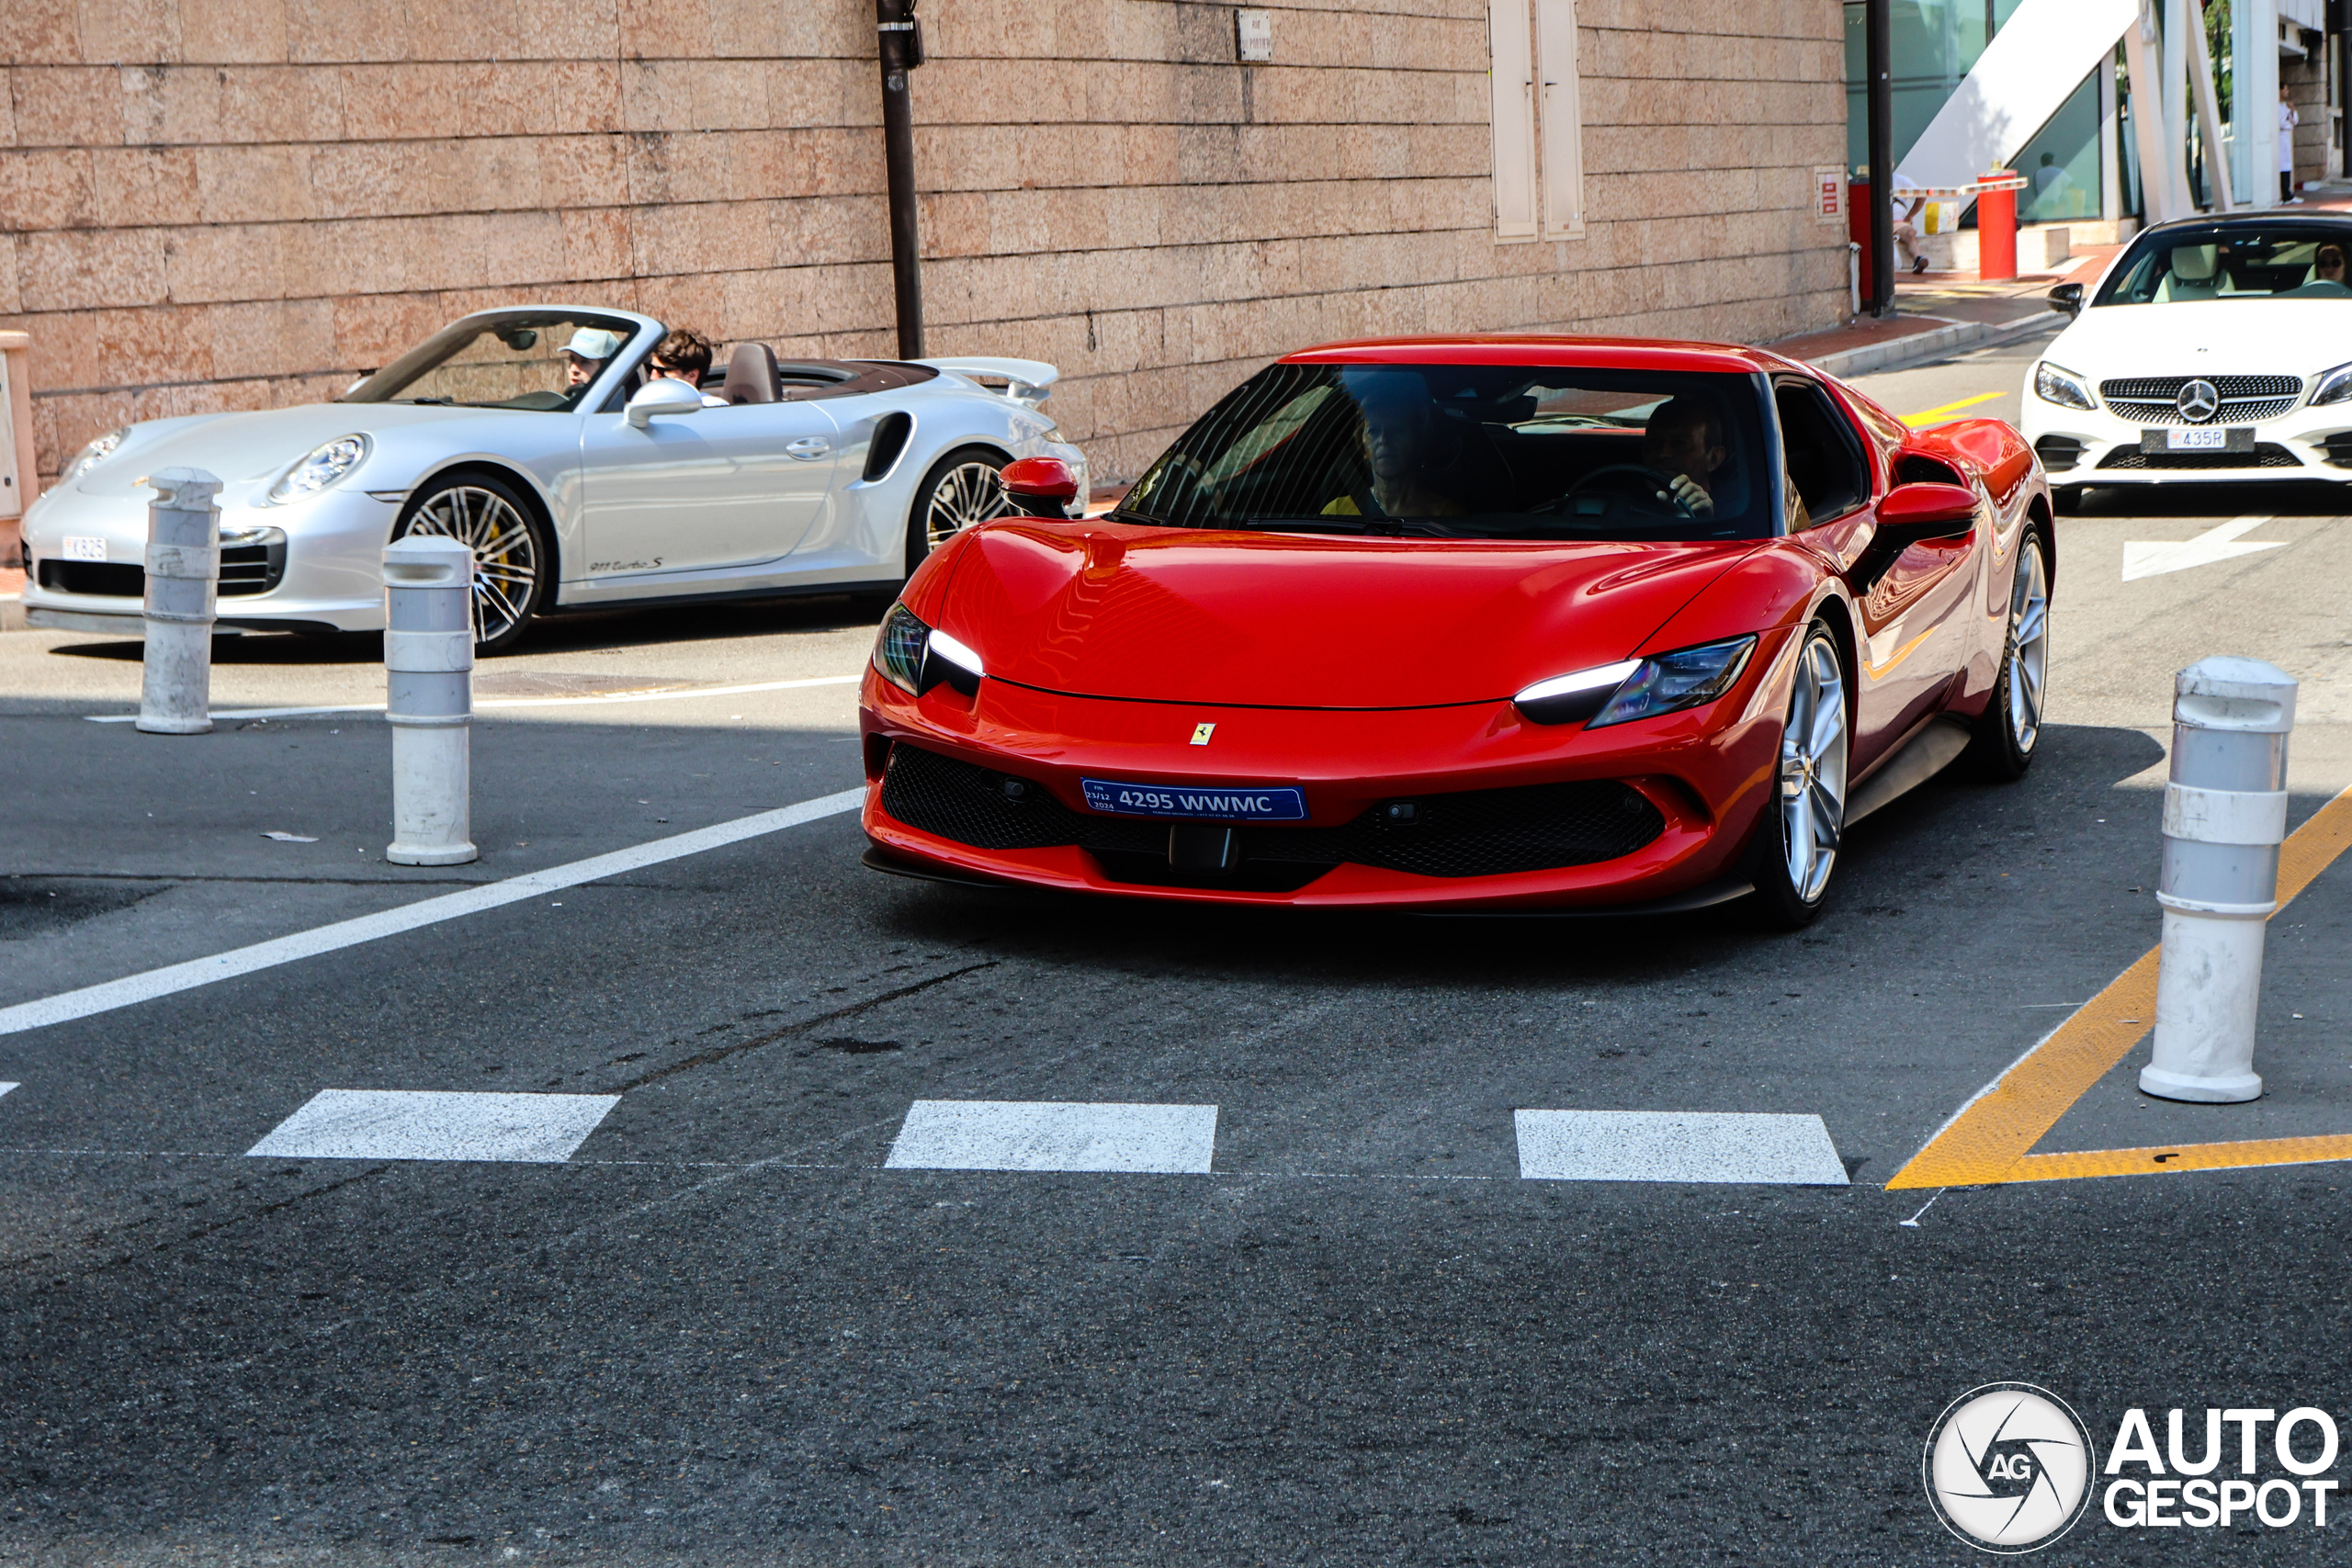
[1925,1386,2343,1552]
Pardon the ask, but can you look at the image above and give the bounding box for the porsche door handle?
[786,437,831,460]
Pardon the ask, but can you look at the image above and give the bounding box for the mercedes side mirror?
[2047,282,2084,318]
[1000,456,1081,517]
[626,378,705,430]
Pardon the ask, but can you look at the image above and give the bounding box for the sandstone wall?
[1,0,1849,490]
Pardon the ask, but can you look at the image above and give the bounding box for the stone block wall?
[2,0,1849,491]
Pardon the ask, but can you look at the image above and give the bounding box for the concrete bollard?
[2142,657,2299,1103]
[382,535,478,866]
[136,468,222,735]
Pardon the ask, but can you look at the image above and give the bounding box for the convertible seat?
[723,343,781,403]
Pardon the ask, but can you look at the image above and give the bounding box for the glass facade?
[1843,1,2107,223]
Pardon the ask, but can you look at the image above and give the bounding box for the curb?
[0,596,25,634]
[1796,310,2063,381]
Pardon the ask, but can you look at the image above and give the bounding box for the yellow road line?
[1884,784,2352,1190]
[1902,390,2007,425]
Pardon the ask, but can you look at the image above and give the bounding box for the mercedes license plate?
[1080,779,1306,821]
[2154,426,2250,452]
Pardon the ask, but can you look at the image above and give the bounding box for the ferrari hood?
[2047,299,2352,379]
[76,402,492,499]
[936,523,1758,709]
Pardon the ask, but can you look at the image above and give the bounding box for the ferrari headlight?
[2032,361,2096,412]
[63,428,127,482]
[266,434,370,503]
[1512,660,1642,726]
[1585,636,1758,730]
[873,604,985,697]
[2312,362,2352,407]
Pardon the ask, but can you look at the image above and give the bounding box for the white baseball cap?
[561,326,624,361]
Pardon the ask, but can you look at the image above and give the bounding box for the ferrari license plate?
[2153,426,2249,452]
[1080,779,1307,821]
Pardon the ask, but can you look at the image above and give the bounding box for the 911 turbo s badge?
[1190,723,1216,745]
[1080,779,1306,821]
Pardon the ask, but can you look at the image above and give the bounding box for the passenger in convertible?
[1639,397,1729,517]
[1322,370,1466,519]
[646,328,729,406]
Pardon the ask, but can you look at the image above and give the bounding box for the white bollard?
[2142,657,2298,1103]
[136,468,221,735]
[382,535,478,866]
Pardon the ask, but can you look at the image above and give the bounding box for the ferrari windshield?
[1114,362,1773,541]
[344,310,647,410]
[2095,225,2352,304]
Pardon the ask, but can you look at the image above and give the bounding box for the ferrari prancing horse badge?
[1190,723,1216,745]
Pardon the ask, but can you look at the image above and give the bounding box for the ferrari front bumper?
[856,633,1793,910]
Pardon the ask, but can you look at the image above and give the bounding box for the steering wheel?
[1562,463,1698,520]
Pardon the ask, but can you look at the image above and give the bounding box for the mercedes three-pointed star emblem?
[2176,378,2221,423]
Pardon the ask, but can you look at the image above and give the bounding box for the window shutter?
[1536,0,1584,239]
[1488,0,1538,241]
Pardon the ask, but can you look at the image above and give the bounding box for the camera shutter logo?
[1923,1383,2097,1553]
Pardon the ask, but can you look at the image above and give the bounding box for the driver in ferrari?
[1638,397,1728,517]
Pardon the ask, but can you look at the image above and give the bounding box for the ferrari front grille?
[2098,374,2301,426]
[877,743,1666,884]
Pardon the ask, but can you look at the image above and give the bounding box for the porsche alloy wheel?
[1968,529,2051,780]
[907,446,1010,574]
[1751,626,1849,928]
[395,473,548,655]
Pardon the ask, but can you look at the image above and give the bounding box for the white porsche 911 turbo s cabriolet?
[21,306,1088,651]
[2023,214,2352,506]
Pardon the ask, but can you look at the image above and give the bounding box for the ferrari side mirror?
[1876,480,1977,537]
[2046,282,2084,318]
[1001,456,1081,517]
[626,378,705,430]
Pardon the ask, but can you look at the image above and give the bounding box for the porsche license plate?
[1080,779,1306,821]
[2154,426,2248,452]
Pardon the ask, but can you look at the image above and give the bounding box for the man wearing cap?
[561,326,626,399]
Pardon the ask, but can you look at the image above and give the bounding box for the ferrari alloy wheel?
[395,472,549,655]
[1750,626,1849,929]
[1967,528,2051,781]
[907,446,1010,574]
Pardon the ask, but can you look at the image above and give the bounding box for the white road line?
[1514,1109,1849,1186]
[0,1083,16,1100]
[82,673,864,723]
[2120,515,2284,581]
[0,787,866,1036]
[248,1089,619,1164]
[885,1100,1220,1175]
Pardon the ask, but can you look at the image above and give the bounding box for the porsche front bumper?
[856,633,1793,911]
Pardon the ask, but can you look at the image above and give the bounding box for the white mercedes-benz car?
[22,306,1087,651]
[2022,214,2352,505]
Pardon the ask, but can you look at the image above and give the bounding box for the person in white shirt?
[1891,174,1929,274]
[2280,87,2301,204]
[646,328,731,407]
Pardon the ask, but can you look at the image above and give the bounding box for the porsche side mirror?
[626,378,705,430]
[1001,456,1081,517]
[2047,282,2084,318]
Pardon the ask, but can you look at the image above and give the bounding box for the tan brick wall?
[2,0,1849,489]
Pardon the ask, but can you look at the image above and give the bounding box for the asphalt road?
[3,338,2351,1565]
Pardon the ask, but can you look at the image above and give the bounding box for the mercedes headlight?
[2032,361,2096,412]
[1516,637,1757,729]
[2312,362,2352,407]
[266,434,370,503]
[63,428,127,481]
[872,603,985,697]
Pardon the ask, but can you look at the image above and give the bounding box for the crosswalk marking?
[885,1100,1219,1175]
[1514,1110,1849,1186]
[247,1089,620,1164]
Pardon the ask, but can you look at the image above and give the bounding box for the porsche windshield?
[2095,226,2352,304]
[1114,363,1773,541]
[344,311,646,411]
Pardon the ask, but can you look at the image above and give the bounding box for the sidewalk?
[1769,243,2117,379]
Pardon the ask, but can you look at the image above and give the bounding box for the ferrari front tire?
[1747,624,1850,930]
[906,446,1010,575]
[393,470,550,656]
[1965,527,2051,782]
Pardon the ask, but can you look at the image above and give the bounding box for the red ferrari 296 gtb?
[857,336,2052,924]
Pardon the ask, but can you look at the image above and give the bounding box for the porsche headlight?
[63,428,128,482]
[873,604,984,697]
[266,434,370,503]
[1522,636,1756,731]
[2312,362,2352,407]
[2032,361,2096,412]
